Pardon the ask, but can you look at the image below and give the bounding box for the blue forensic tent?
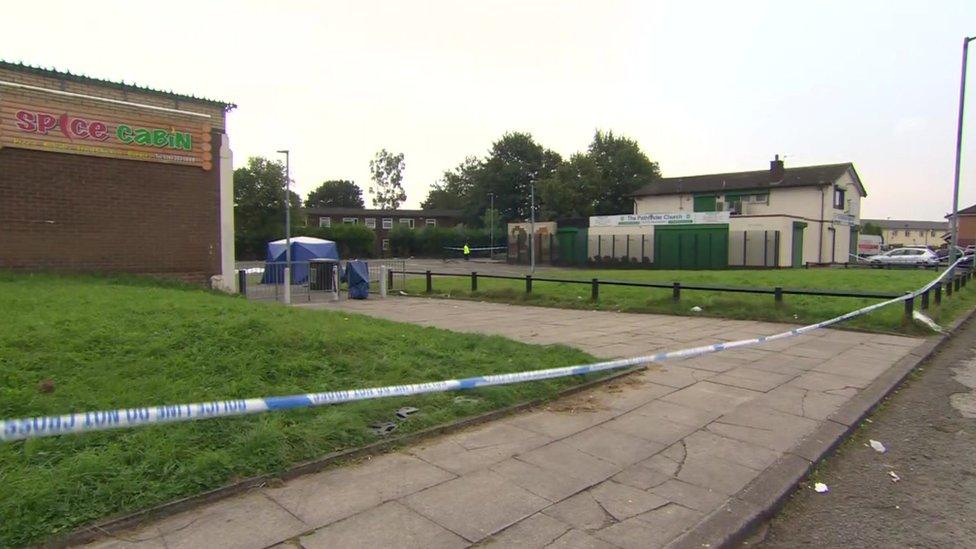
[261,237,339,284]
[345,260,370,299]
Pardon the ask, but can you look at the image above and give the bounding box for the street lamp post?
[950,36,975,269]
[277,150,291,304]
[488,192,495,259]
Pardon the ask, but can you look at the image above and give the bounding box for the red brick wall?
[958,216,976,247]
[0,146,221,283]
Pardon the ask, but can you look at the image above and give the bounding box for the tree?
[861,222,883,236]
[421,156,480,211]
[369,149,406,210]
[305,180,364,208]
[538,153,601,220]
[476,132,562,223]
[234,156,302,259]
[587,130,661,215]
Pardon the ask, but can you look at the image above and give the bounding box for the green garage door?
[654,224,729,269]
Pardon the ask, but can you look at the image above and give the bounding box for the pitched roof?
[0,60,236,110]
[953,204,976,216]
[631,163,863,197]
[304,207,463,217]
[861,219,949,230]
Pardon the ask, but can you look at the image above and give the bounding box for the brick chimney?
[770,154,785,182]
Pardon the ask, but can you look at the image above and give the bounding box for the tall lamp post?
[277,150,291,304]
[488,192,495,259]
[950,36,975,269]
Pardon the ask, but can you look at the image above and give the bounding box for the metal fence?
[588,234,653,263]
[238,259,406,302]
[729,230,780,267]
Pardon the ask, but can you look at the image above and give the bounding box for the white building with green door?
[589,157,866,268]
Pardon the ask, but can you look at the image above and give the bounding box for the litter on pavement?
[869,439,887,453]
[814,482,829,493]
[889,471,901,482]
[690,306,703,312]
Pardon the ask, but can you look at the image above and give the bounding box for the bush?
[387,226,506,257]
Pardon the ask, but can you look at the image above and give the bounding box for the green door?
[654,225,728,269]
[848,228,858,262]
[792,222,807,268]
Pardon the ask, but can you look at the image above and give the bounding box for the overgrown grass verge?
[404,268,976,334]
[0,272,597,546]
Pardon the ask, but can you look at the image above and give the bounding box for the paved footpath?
[88,298,923,549]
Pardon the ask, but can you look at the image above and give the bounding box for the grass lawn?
[0,272,598,546]
[405,267,976,334]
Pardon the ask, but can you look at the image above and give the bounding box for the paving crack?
[712,420,775,432]
[673,440,688,479]
[799,388,809,418]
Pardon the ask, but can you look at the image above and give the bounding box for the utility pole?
[277,150,291,304]
[950,36,975,269]
[488,192,495,259]
[530,181,536,273]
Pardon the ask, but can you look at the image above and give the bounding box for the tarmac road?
[753,316,976,548]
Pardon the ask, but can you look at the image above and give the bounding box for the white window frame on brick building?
[318,217,331,228]
[342,217,358,225]
[399,218,415,228]
[425,218,437,227]
[382,238,390,251]
[364,218,376,229]
[382,218,393,229]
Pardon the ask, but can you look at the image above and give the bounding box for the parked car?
[866,247,940,267]
[938,246,975,266]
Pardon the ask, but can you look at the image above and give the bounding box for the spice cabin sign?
[0,88,212,170]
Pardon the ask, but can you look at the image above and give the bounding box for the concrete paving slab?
[480,512,571,548]
[516,440,622,486]
[298,501,467,549]
[754,385,849,420]
[650,479,728,513]
[505,408,617,439]
[596,504,702,549]
[264,453,455,527]
[707,405,821,451]
[681,430,780,471]
[490,457,595,503]
[660,381,762,413]
[152,492,306,549]
[588,480,670,521]
[561,425,665,467]
[603,410,700,446]
[542,491,617,531]
[547,529,619,549]
[409,423,551,475]
[401,470,549,542]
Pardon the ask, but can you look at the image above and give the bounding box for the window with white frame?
[342,217,358,224]
[382,218,393,229]
[364,218,376,229]
[399,218,415,228]
[425,218,437,227]
[318,217,331,228]
[382,238,390,251]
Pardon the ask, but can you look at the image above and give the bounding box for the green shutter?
[693,195,717,212]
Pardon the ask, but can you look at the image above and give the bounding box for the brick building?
[0,61,236,288]
[304,207,462,254]
[947,204,976,248]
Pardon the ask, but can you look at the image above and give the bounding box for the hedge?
[389,226,504,257]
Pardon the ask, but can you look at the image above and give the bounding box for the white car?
[867,247,939,267]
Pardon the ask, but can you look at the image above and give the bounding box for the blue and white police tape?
[0,262,959,443]
[443,246,507,251]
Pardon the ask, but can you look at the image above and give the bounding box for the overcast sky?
[3,0,974,219]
